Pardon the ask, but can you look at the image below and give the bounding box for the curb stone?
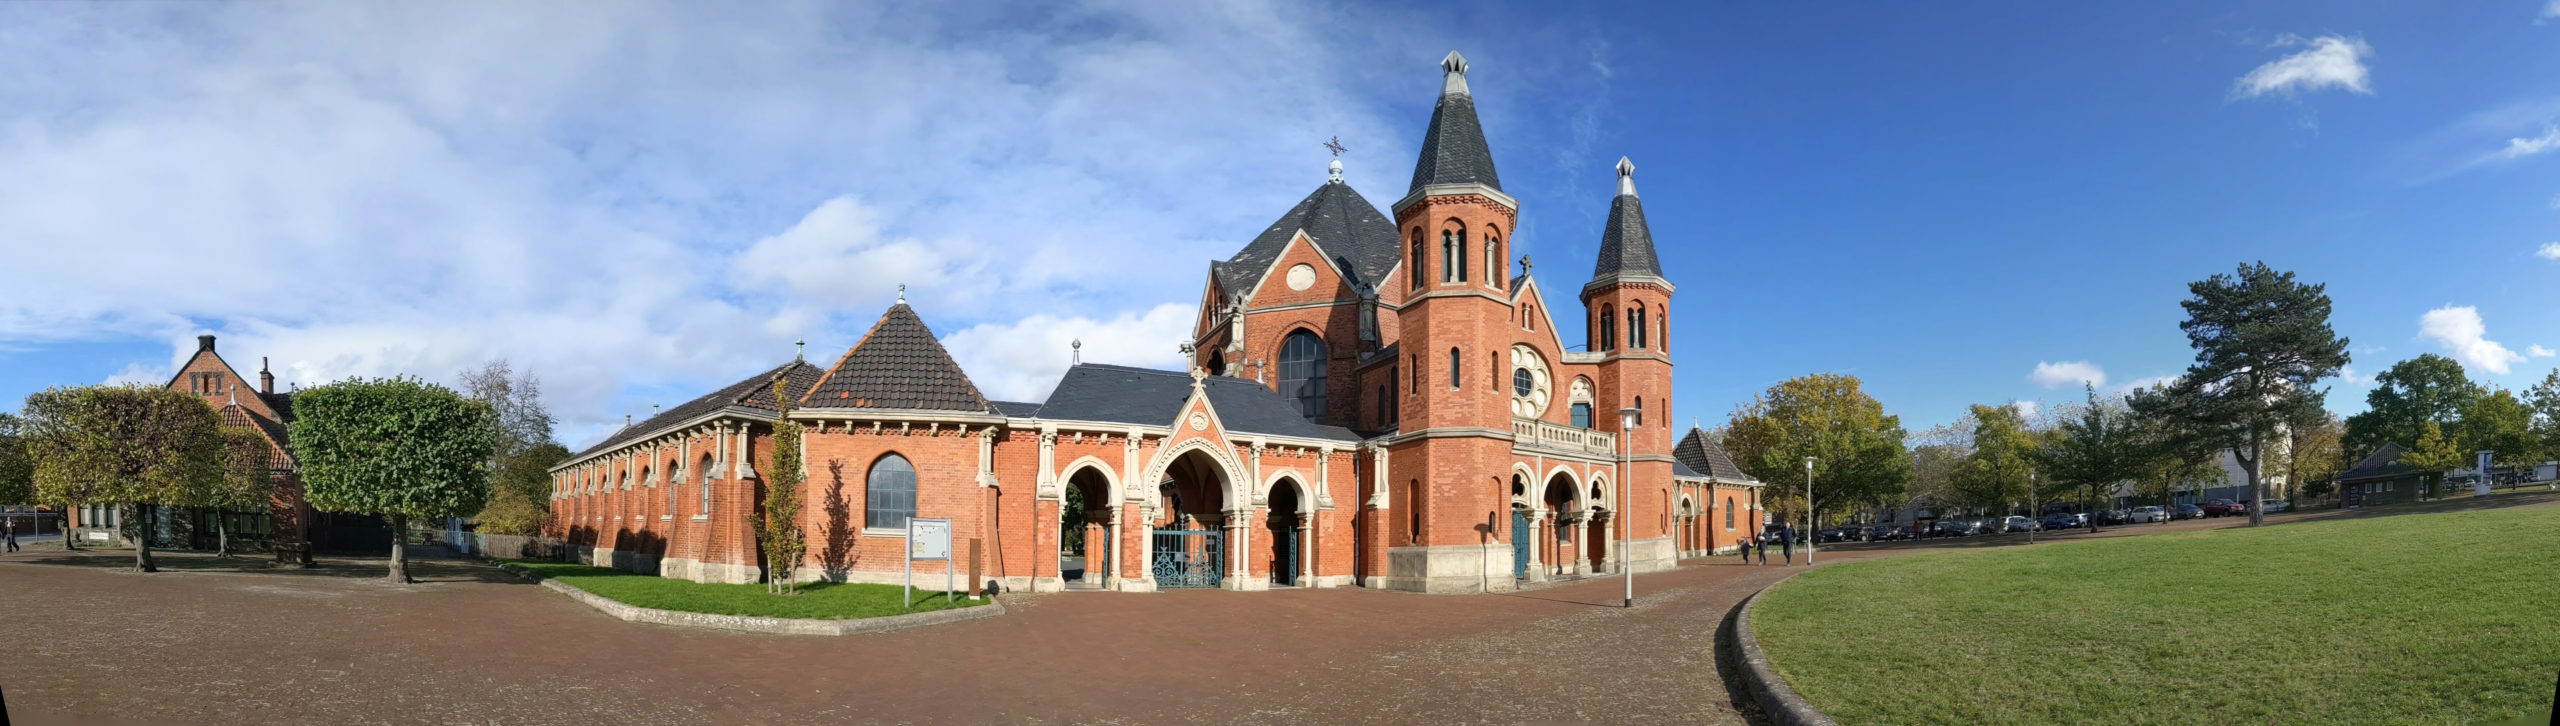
[497,562,1005,636]
[1735,572,1840,726]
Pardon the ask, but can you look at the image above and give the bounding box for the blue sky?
[1,1,2556,448]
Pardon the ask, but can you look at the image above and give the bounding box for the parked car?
[2258,499,2291,514]
[1816,527,1853,543]
[2172,503,2206,520]
[2128,506,2167,523]
[2201,498,2245,517]
[1868,524,1905,541]
[2001,515,2040,533]
[2097,509,2131,526]
[2040,512,2082,531]
[1931,519,1977,537]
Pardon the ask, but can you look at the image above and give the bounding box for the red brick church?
[545,52,1763,592]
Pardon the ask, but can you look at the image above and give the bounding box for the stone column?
[1523,509,1546,582]
[1574,516,1591,576]
[1296,519,1312,585]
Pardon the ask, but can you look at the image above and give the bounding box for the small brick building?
[546,51,1762,592]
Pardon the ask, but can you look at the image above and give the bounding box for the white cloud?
[2530,345,2556,358]
[0,2,1491,446]
[941,304,1196,402]
[2007,400,2040,421]
[2113,375,2178,394]
[2496,127,2560,160]
[2338,366,2374,386]
[2417,305,2527,375]
[2231,35,2374,100]
[2029,360,2107,389]
[2541,0,2560,24]
[2537,242,2560,260]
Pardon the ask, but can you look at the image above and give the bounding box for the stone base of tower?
[658,557,760,585]
[1621,536,1677,574]
[1374,544,1519,593]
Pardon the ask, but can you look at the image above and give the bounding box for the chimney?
[197,335,216,353]
[259,357,274,395]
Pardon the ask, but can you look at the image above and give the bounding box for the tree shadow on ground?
[4,547,525,585]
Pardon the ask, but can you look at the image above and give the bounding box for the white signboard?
[904,517,954,608]
[86,531,110,542]
[907,518,951,561]
[2475,451,2494,497]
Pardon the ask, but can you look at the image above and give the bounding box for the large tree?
[2454,388,2534,471]
[2131,262,2348,527]
[290,377,495,583]
[461,360,565,536]
[203,428,278,558]
[2126,383,2228,513]
[1905,419,1971,518]
[2400,421,2465,500]
[2528,369,2560,465]
[2282,410,2346,502]
[1722,373,1912,529]
[0,413,30,508]
[2040,387,2141,532]
[1949,403,2039,517]
[2343,354,2477,460]
[21,385,224,571]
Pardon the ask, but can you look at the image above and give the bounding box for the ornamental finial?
[1615,156,1637,197]
[1440,51,1471,97]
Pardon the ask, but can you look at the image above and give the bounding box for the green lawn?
[503,561,986,620]
[1751,505,2560,725]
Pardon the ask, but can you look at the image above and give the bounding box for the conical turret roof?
[1591,157,1663,282]
[1408,51,1501,195]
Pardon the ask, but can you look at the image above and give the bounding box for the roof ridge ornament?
[1616,156,1637,198]
[1440,51,1470,97]
[896,283,906,304]
[1324,136,1347,183]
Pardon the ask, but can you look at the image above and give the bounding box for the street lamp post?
[1618,407,1640,608]
[1803,457,1815,565]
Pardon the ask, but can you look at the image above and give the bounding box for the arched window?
[1490,351,1500,392]
[1634,396,1644,428]
[1571,402,1593,429]
[1440,231,1454,282]
[866,454,917,531]
[1409,232,1425,290]
[1457,229,1469,283]
[1485,234,1500,287]
[1376,385,1387,426]
[665,458,678,516]
[1408,479,1424,544]
[699,454,716,515]
[1658,311,1666,352]
[1447,347,1460,391]
[1277,330,1326,419]
[1631,302,1646,349]
[1600,305,1616,350]
[1726,498,1735,529]
[1408,355,1419,394]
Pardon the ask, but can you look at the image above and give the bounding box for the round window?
[1513,367,1533,397]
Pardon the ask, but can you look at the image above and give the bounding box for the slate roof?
[1213,179,1403,296]
[991,400,1044,418]
[1673,427,1759,482]
[2336,443,2413,481]
[801,303,995,413]
[1410,89,1501,194]
[1592,189,1662,281]
[1032,363,1361,442]
[567,359,824,462]
[1673,460,1705,479]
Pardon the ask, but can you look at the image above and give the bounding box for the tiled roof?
[2337,443,2411,481]
[1592,190,1662,281]
[1673,427,1759,482]
[218,402,294,465]
[567,359,823,462]
[1409,88,1501,194]
[1032,363,1361,442]
[801,303,994,413]
[1213,179,1402,296]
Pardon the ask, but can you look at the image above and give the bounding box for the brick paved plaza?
[12,499,2524,725]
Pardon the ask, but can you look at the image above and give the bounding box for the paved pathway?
[2,493,2545,725]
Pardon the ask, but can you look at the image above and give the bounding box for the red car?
[2200,498,2247,517]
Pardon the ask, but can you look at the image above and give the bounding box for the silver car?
[2258,499,2291,514]
[2128,506,2167,523]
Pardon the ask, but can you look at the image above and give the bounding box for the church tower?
[1582,157,1676,565]
[1382,51,1523,590]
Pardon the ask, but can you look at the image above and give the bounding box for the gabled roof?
[567,359,824,462]
[1673,427,1759,483]
[1213,177,1402,295]
[801,303,995,413]
[1591,158,1662,283]
[217,401,294,465]
[1409,52,1501,195]
[2337,443,2413,481]
[1032,363,1361,442]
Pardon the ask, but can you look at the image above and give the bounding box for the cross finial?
[1324,136,1346,158]
[1519,254,1532,277]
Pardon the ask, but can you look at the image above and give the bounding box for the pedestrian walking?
[1780,524,1795,565]
[1753,533,1766,565]
[1736,536,1750,564]
[5,519,18,553]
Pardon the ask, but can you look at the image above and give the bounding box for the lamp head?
[1617,407,1640,430]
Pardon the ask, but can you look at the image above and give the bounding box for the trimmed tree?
[205,428,278,558]
[1722,373,1912,528]
[21,385,223,571]
[2132,262,2349,527]
[750,379,808,594]
[290,377,495,583]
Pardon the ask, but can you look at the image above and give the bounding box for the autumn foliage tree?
[1723,373,1912,527]
[21,385,223,571]
[205,427,278,558]
[290,377,495,583]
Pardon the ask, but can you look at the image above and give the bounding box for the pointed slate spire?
[1592,156,1662,281]
[1408,51,1501,194]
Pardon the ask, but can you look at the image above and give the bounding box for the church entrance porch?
[1060,467,1114,591]
[1149,447,1231,590]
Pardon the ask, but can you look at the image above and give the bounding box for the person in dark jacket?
[1780,524,1795,565]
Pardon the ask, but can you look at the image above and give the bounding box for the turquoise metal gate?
[1151,529,1222,588]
